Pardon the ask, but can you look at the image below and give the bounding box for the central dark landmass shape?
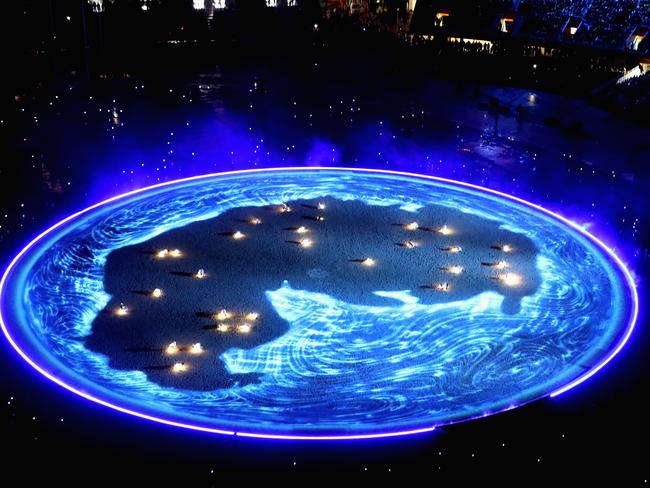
[86,197,540,391]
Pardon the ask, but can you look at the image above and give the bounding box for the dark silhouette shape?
[86,196,540,391]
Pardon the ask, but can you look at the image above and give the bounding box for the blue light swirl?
[0,168,637,439]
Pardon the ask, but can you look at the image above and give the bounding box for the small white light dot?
[216,309,230,321]
[404,222,419,230]
[499,273,522,287]
[172,362,187,373]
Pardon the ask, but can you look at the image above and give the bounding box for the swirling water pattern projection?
[0,169,636,438]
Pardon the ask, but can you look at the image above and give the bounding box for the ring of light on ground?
[0,167,638,440]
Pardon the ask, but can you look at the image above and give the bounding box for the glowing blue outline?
[0,167,639,440]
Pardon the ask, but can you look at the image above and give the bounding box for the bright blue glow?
[0,168,637,440]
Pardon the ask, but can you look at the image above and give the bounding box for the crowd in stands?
[583,0,650,50]
[408,0,649,53]
[519,0,650,50]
